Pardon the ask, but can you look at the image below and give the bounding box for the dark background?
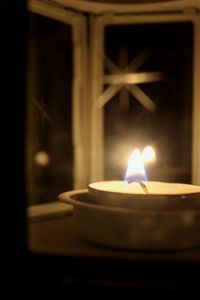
[1,0,27,294]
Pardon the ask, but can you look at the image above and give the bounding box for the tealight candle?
[88,149,200,210]
[59,148,200,250]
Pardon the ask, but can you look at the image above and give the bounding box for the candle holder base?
[59,189,200,251]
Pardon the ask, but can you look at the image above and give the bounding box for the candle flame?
[125,148,147,182]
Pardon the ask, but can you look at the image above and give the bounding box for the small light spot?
[143,145,156,163]
[35,151,50,167]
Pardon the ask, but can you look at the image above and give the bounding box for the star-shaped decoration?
[96,48,166,112]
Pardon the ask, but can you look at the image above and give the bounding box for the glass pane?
[26,12,73,205]
[104,22,193,183]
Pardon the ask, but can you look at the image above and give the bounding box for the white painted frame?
[28,0,89,191]
[89,12,200,185]
[52,0,200,14]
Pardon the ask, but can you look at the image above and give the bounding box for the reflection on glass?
[26,12,73,205]
[104,22,193,183]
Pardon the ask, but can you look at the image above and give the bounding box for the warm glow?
[35,151,50,166]
[125,148,147,181]
[142,145,156,163]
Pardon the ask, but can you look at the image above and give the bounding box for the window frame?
[28,0,89,189]
[89,11,200,185]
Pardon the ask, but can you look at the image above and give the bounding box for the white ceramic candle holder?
[59,185,200,251]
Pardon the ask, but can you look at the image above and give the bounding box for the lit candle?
[58,148,200,250]
[88,149,200,210]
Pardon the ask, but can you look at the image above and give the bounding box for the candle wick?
[127,179,149,194]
